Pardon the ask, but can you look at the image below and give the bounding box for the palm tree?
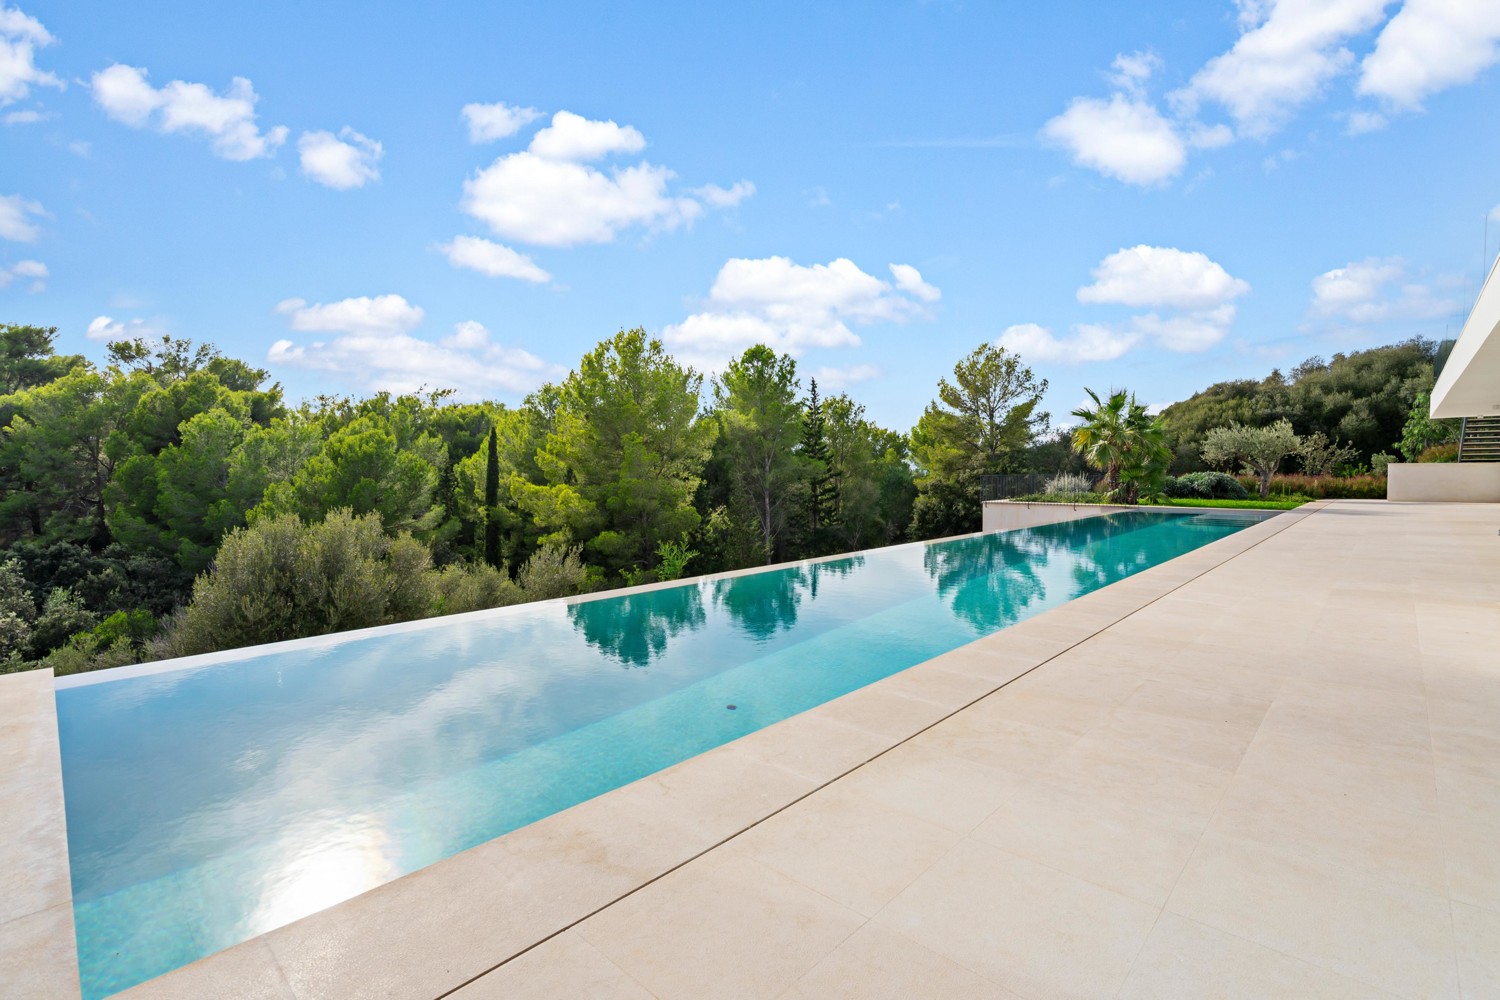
[1071,389,1171,503]
[1070,389,1131,493]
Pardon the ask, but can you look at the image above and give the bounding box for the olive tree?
[1200,420,1301,497]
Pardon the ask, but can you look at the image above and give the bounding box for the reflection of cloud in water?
[567,582,708,668]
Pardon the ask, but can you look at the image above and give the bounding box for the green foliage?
[799,379,839,547]
[1161,339,1441,467]
[1201,420,1301,498]
[158,509,434,657]
[430,562,523,616]
[26,588,99,660]
[910,344,1046,538]
[1163,472,1249,500]
[1296,432,1361,477]
[1370,451,1396,477]
[1398,390,1461,461]
[254,414,445,536]
[711,345,806,564]
[519,329,715,579]
[1237,473,1387,500]
[655,535,697,582]
[1070,389,1170,503]
[1417,442,1459,463]
[514,541,588,600]
[0,324,84,394]
[483,425,501,568]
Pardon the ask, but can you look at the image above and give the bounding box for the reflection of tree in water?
[1062,514,1159,592]
[567,583,707,668]
[923,531,1051,632]
[713,554,865,641]
[805,554,864,599]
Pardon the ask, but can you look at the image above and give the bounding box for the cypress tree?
[483,425,501,569]
[801,379,839,542]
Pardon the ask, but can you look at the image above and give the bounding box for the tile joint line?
[419,504,1326,1000]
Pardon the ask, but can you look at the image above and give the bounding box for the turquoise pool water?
[55,510,1270,997]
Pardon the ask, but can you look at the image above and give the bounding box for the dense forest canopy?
[0,321,1442,675]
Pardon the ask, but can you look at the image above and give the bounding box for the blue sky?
[3,1,1499,431]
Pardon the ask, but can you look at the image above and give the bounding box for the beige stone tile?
[728,710,892,784]
[969,769,1205,907]
[579,854,864,1000]
[1118,912,1401,999]
[911,707,1081,777]
[1045,732,1232,820]
[1117,675,1275,730]
[1088,704,1261,773]
[449,931,652,1000]
[831,738,1021,834]
[119,938,291,1000]
[965,686,1111,736]
[873,660,1004,711]
[1442,824,1500,914]
[1454,901,1500,1000]
[0,903,81,1000]
[727,784,960,916]
[781,922,1020,1000]
[1167,832,1459,999]
[1259,680,1431,755]
[815,684,951,742]
[0,668,72,927]
[873,838,1158,999]
[1205,773,1447,894]
[1235,727,1439,816]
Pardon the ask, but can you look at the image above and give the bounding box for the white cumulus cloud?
[275,294,424,337]
[1077,245,1250,310]
[462,100,542,143]
[663,256,939,370]
[0,5,60,108]
[1041,93,1186,186]
[459,109,745,248]
[810,364,882,390]
[889,263,941,303]
[268,303,559,400]
[1358,0,1500,110]
[1130,304,1239,352]
[1309,257,1458,324]
[529,110,645,161]
[91,64,288,160]
[1172,0,1390,138]
[297,127,382,189]
[0,257,45,291]
[86,314,162,342]
[438,236,551,284]
[0,193,45,241]
[693,180,756,207]
[996,322,1140,364]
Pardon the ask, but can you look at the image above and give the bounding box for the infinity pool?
[56,510,1271,997]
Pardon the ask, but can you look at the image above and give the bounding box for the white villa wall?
[1387,463,1500,503]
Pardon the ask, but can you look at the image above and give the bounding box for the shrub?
[1043,472,1094,496]
[1166,471,1249,500]
[1417,442,1459,463]
[515,541,588,600]
[158,508,434,657]
[1236,474,1387,500]
[1370,452,1396,477]
[429,563,524,616]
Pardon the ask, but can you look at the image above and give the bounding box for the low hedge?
[1236,473,1386,500]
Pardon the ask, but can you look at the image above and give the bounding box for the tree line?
[0,322,1447,674]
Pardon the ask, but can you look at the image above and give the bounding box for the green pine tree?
[483,425,501,569]
[801,379,840,545]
